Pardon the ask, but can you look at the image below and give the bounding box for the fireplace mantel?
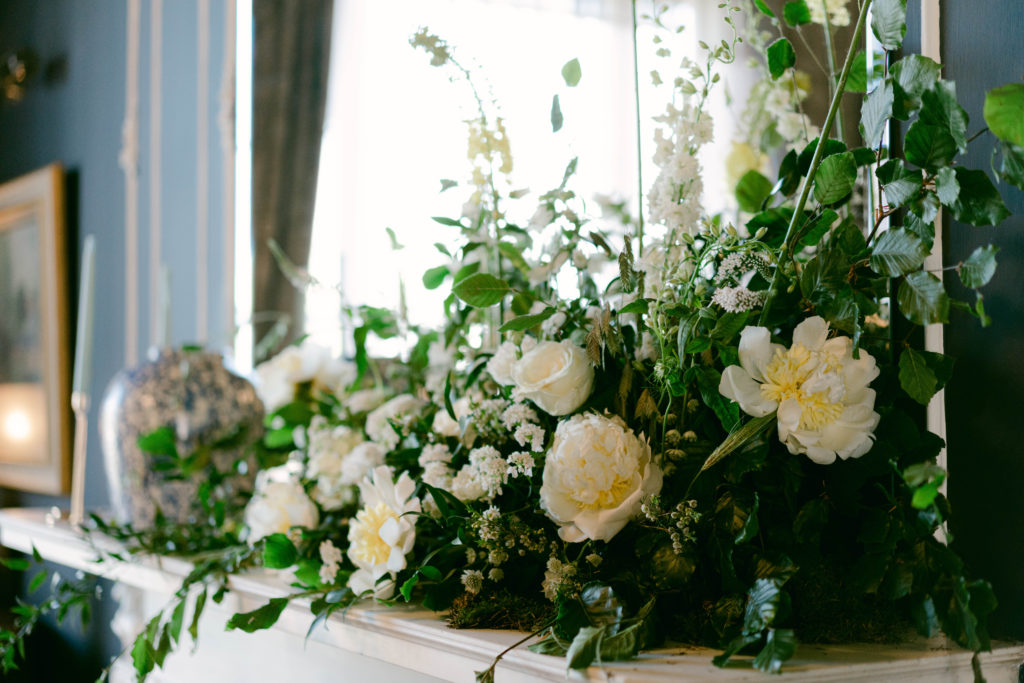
[0,507,1021,683]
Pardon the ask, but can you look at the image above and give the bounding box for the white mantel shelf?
[1,507,1022,683]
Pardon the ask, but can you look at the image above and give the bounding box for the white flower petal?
[720,365,777,417]
[738,326,774,382]
[793,316,829,351]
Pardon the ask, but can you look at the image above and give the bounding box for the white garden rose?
[540,413,663,542]
[345,387,391,413]
[244,465,319,542]
[253,342,354,412]
[486,341,520,386]
[719,316,880,465]
[347,465,421,598]
[511,340,594,416]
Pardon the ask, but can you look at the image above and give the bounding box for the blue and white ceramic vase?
[98,348,264,527]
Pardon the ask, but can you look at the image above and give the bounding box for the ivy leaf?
[983,82,1024,146]
[813,152,857,204]
[905,122,956,171]
[452,273,510,308]
[959,245,999,289]
[783,0,810,26]
[735,170,773,213]
[861,81,894,148]
[934,167,960,206]
[871,0,907,50]
[899,347,954,405]
[898,271,950,325]
[561,58,582,87]
[752,628,798,674]
[262,533,298,569]
[422,265,449,290]
[949,168,1010,226]
[870,228,928,277]
[566,626,604,670]
[766,38,795,80]
[877,159,922,208]
[226,598,289,633]
[498,306,556,332]
[551,94,563,133]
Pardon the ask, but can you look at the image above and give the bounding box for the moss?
[447,589,554,632]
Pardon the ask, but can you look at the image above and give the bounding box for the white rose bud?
[511,340,594,416]
[244,467,319,543]
[540,413,662,542]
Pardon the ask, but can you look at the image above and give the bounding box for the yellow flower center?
[760,343,844,431]
[566,438,634,511]
[349,501,398,566]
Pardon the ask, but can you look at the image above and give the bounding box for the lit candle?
[72,236,96,396]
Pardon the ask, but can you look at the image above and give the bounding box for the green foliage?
[898,271,950,325]
[263,534,299,569]
[783,1,810,26]
[870,0,907,51]
[983,83,1024,146]
[551,94,563,132]
[766,38,795,80]
[452,273,510,307]
[959,245,999,288]
[735,170,773,213]
[949,168,1010,226]
[899,348,955,405]
[561,58,582,87]
[869,228,928,277]
[226,597,290,633]
[813,152,857,204]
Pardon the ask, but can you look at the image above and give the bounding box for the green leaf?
[528,632,569,656]
[138,426,177,458]
[783,0,810,26]
[870,228,928,277]
[28,570,46,593]
[599,621,644,661]
[877,159,922,208]
[561,58,582,87]
[753,0,775,17]
[566,626,604,670]
[898,271,949,325]
[711,312,749,342]
[861,81,894,148]
[551,94,563,133]
[0,557,29,571]
[892,55,941,101]
[871,0,907,50]
[619,299,650,315]
[431,216,462,227]
[899,347,942,405]
[934,167,960,206]
[385,227,404,250]
[984,83,1024,146]
[399,573,419,602]
[695,366,740,432]
[168,598,186,644]
[262,533,298,569]
[697,413,776,474]
[766,38,795,80]
[813,152,857,204]
[905,122,956,171]
[997,142,1024,190]
[189,589,207,643]
[752,628,798,674]
[226,597,289,633]
[950,168,1010,226]
[845,50,868,93]
[498,307,555,332]
[735,170,773,213]
[131,631,154,677]
[960,245,998,288]
[422,265,449,290]
[452,273,510,308]
[919,81,970,152]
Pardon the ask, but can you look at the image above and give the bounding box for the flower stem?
[758,0,873,326]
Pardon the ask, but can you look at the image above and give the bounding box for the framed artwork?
[0,164,70,494]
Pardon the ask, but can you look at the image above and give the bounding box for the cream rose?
[244,466,319,542]
[719,316,880,464]
[511,340,594,416]
[540,413,662,542]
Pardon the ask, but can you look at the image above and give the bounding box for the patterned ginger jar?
[99,348,264,527]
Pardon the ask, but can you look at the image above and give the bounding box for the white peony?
[718,316,880,465]
[244,465,319,542]
[540,413,663,543]
[347,466,421,598]
[253,342,355,412]
[346,387,391,414]
[365,394,425,450]
[431,396,472,438]
[511,340,594,416]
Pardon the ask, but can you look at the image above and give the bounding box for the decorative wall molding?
[118,0,141,366]
[219,0,237,352]
[196,0,211,343]
[148,0,164,349]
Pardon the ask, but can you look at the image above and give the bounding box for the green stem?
[822,8,846,145]
[758,0,873,326]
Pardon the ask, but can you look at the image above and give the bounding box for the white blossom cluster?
[807,0,850,27]
[711,286,767,313]
[715,251,771,285]
[318,539,343,584]
[542,557,578,602]
[647,102,712,238]
[451,445,508,501]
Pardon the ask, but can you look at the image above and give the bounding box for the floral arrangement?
[3,0,1023,681]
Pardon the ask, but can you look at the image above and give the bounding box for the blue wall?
[0,0,232,672]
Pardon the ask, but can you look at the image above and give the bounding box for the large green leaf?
[919,81,970,152]
[899,347,955,405]
[561,58,582,87]
[262,533,299,569]
[783,0,810,26]
[736,170,773,213]
[904,121,956,171]
[870,228,928,277]
[767,38,796,80]
[959,245,999,289]
[861,81,894,148]
[226,598,289,633]
[891,55,941,100]
[877,159,922,208]
[813,152,857,204]
[898,271,949,325]
[934,167,960,206]
[566,626,604,670]
[498,306,556,332]
[949,168,1010,226]
[983,83,1024,146]
[422,265,449,290]
[845,50,868,94]
[871,0,907,50]
[452,273,510,307]
[997,142,1024,191]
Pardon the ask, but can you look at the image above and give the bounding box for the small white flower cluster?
[451,445,508,501]
[304,416,369,510]
[506,451,535,479]
[501,402,545,453]
[460,569,484,595]
[542,557,578,602]
[711,286,767,313]
[807,0,850,27]
[365,394,425,450]
[647,102,711,237]
[319,539,343,584]
[418,443,454,490]
[715,252,771,286]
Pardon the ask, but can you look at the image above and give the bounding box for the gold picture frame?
[0,164,70,494]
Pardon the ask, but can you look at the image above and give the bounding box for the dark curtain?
[251,0,333,358]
